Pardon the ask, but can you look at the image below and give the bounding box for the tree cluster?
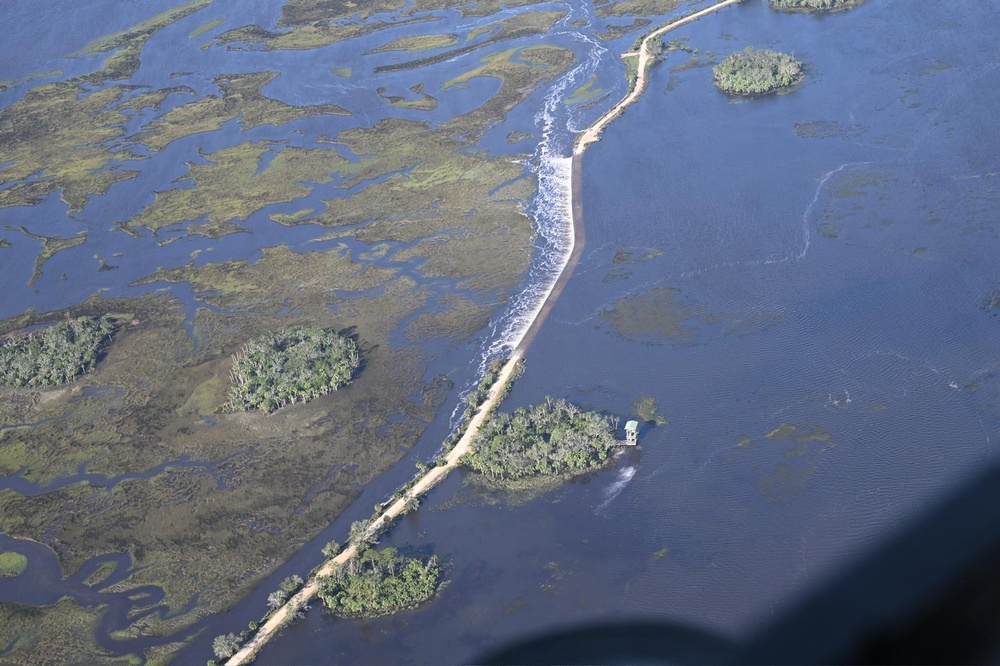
[713,47,804,96]
[0,316,116,388]
[769,0,864,11]
[318,546,441,618]
[462,397,618,481]
[226,326,360,413]
[212,632,242,660]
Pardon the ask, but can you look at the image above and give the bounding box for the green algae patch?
[0,552,27,577]
[331,67,352,78]
[135,71,350,152]
[368,33,459,54]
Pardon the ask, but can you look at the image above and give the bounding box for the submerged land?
[0,0,869,662]
[0,0,575,661]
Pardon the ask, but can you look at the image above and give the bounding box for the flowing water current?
[2,0,1000,662]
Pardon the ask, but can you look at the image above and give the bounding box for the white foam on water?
[597,465,637,513]
[447,10,608,429]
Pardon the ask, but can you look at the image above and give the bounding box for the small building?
[624,420,639,445]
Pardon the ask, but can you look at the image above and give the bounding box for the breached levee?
[225,2,742,663]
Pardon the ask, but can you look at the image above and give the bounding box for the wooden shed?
[624,420,639,445]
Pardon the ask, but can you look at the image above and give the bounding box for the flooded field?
[2,0,999,663]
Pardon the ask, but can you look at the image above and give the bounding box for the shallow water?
[3,0,1000,661]
[238,0,1000,662]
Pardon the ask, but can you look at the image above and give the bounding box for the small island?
[227,326,360,413]
[769,0,865,12]
[713,47,804,96]
[0,316,116,388]
[462,397,618,481]
[318,546,442,618]
[0,551,28,577]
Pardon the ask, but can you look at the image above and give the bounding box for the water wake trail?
[679,161,874,280]
[597,465,637,512]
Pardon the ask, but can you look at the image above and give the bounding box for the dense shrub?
[462,397,617,481]
[0,316,116,388]
[227,326,359,413]
[212,633,242,660]
[713,47,804,96]
[318,546,441,618]
[770,0,864,11]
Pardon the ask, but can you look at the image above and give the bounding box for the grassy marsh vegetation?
[0,317,116,388]
[135,71,349,152]
[375,9,567,73]
[127,142,341,236]
[227,326,360,413]
[4,226,87,285]
[0,0,575,661]
[633,395,668,425]
[595,0,682,18]
[713,47,804,96]
[368,33,459,54]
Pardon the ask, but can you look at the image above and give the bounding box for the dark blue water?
[242,0,1000,662]
[4,0,1000,662]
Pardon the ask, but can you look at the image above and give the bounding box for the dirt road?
[575,0,745,154]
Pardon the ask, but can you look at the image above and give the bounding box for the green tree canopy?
[713,47,804,96]
[227,325,360,413]
[770,0,864,12]
[318,546,442,618]
[0,316,116,388]
[462,397,618,481]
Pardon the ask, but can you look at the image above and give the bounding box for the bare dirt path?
[576,0,745,154]
[226,348,526,665]
[226,3,741,662]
